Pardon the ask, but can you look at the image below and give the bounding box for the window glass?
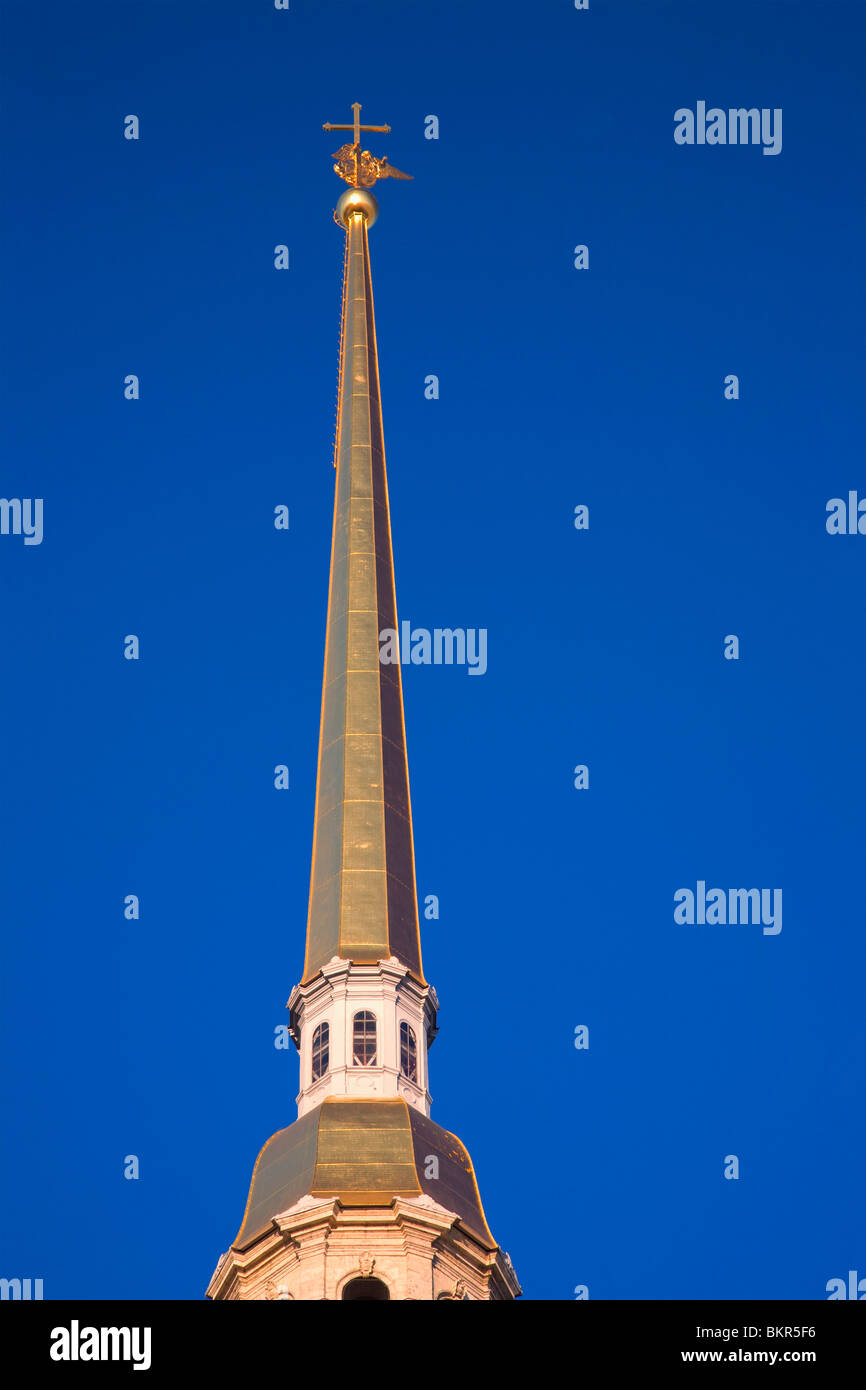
[312,1021,329,1080]
[352,1010,377,1066]
[399,1021,417,1081]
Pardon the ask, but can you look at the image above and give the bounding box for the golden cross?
[322,103,391,188]
[323,101,390,146]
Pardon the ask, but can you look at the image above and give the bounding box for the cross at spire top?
[323,101,391,147]
[322,102,413,189]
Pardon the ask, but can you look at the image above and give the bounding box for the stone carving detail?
[264,1279,293,1301]
[436,1278,468,1302]
[358,1252,376,1277]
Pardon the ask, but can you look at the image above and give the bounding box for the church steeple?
[304,177,423,986]
[207,110,519,1302]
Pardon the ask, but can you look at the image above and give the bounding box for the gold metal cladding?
[232,1100,497,1251]
[303,183,424,985]
[310,1099,419,1200]
[230,1111,319,1250]
[335,187,378,228]
[323,102,413,188]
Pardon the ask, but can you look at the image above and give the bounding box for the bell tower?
[207,108,520,1303]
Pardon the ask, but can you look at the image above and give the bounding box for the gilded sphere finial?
[335,187,379,228]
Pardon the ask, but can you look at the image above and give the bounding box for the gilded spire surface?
[208,115,520,1299]
[303,117,421,984]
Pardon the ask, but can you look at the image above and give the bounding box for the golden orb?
[335,187,379,228]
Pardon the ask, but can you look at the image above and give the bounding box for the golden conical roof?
[303,201,423,985]
[232,1098,496,1251]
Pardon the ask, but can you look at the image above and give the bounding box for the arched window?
[311,1022,329,1081]
[352,1010,377,1067]
[342,1277,389,1301]
[399,1021,417,1081]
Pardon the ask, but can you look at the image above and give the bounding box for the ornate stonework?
[207,1196,520,1302]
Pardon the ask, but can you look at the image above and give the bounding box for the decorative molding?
[208,1195,520,1302]
[276,1193,321,1218]
[264,1279,294,1301]
[290,959,437,1117]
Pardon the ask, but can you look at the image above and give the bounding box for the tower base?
[207,1193,520,1301]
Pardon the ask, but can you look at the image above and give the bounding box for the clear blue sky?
[2,0,864,1300]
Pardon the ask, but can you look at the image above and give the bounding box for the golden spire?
[206,111,520,1302]
[303,109,422,985]
[322,101,413,189]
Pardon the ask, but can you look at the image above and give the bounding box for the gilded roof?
[303,208,424,985]
[232,1098,496,1251]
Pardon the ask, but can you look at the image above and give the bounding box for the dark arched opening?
[342,1277,390,1301]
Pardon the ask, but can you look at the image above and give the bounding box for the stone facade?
[207,1194,520,1302]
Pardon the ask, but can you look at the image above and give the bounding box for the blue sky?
[1,0,864,1300]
